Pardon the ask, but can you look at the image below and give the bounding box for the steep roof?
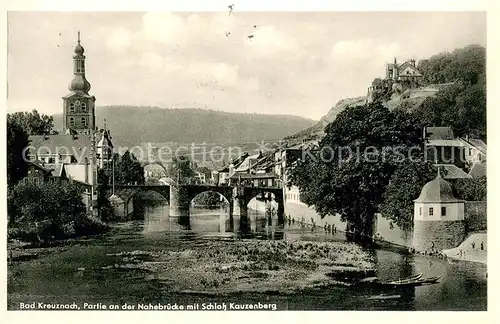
[28,134,92,161]
[97,130,113,148]
[438,164,471,179]
[462,138,487,154]
[426,139,463,147]
[234,152,262,172]
[45,163,66,178]
[424,126,455,140]
[230,152,249,169]
[468,162,486,178]
[27,161,52,174]
[414,172,462,203]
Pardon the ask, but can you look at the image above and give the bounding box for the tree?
[7,180,108,243]
[170,156,195,183]
[379,160,437,231]
[7,110,55,135]
[7,116,29,186]
[288,103,424,243]
[371,78,393,103]
[114,151,145,185]
[453,176,486,201]
[411,45,486,140]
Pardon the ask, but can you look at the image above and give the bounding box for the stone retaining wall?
[413,220,465,252]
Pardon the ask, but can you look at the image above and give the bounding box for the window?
[69,117,75,127]
[441,207,446,216]
[469,148,472,156]
[419,207,422,216]
[429,207,434,216]
[69,102,75,113]
[81,117,87,126]
[81,102,87,112]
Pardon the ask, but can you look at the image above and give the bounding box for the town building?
[194,166,212,184]
[423,126,487,176]
[217,166,230,185]
[24,32,113,210]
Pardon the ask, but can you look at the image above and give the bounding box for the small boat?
[388,273,424,284]
[385,273,424,283]
[384,276,441,288]
[358,273,423,284]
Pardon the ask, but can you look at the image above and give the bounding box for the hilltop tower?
[62,31,96,134]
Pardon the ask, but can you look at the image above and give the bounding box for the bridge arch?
[233,187,285,220]
[186,186,233,206]
[113,186,170,205]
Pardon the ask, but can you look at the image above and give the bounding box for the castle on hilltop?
[366,57,425,104]
[385,57,423,84]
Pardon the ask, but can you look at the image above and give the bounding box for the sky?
[6,11,486,120]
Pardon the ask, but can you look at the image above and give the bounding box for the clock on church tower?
[62,32,96,134]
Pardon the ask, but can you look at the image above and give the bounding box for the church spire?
[68,31,91,93]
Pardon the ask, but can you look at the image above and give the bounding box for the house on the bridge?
[227,151,281,188]
[229,172,278,188]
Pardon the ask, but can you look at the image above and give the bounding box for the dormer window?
[69,102,75,113]
[69,117,75,127]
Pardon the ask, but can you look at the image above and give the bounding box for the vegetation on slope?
[52,107,317,148]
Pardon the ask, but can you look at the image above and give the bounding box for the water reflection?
[129,201,488,310]
[140,202,289,240]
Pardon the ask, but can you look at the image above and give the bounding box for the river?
[8,201,487,311]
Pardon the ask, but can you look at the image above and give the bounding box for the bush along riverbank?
[101,239,376,295]
[7,181,110,248]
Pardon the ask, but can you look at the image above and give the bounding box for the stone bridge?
[111,184,284,219]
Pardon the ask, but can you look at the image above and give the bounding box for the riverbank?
[8,232,376,296]
[105,239,376,294]
[7,212,488,310]
[442,233,487,264]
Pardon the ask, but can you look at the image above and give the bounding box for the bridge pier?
[232,197,248,217]
[169,184,190,217]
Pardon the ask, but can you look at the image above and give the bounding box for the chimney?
[84,157,89,183]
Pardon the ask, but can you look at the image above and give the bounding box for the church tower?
[62,32,96,134]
